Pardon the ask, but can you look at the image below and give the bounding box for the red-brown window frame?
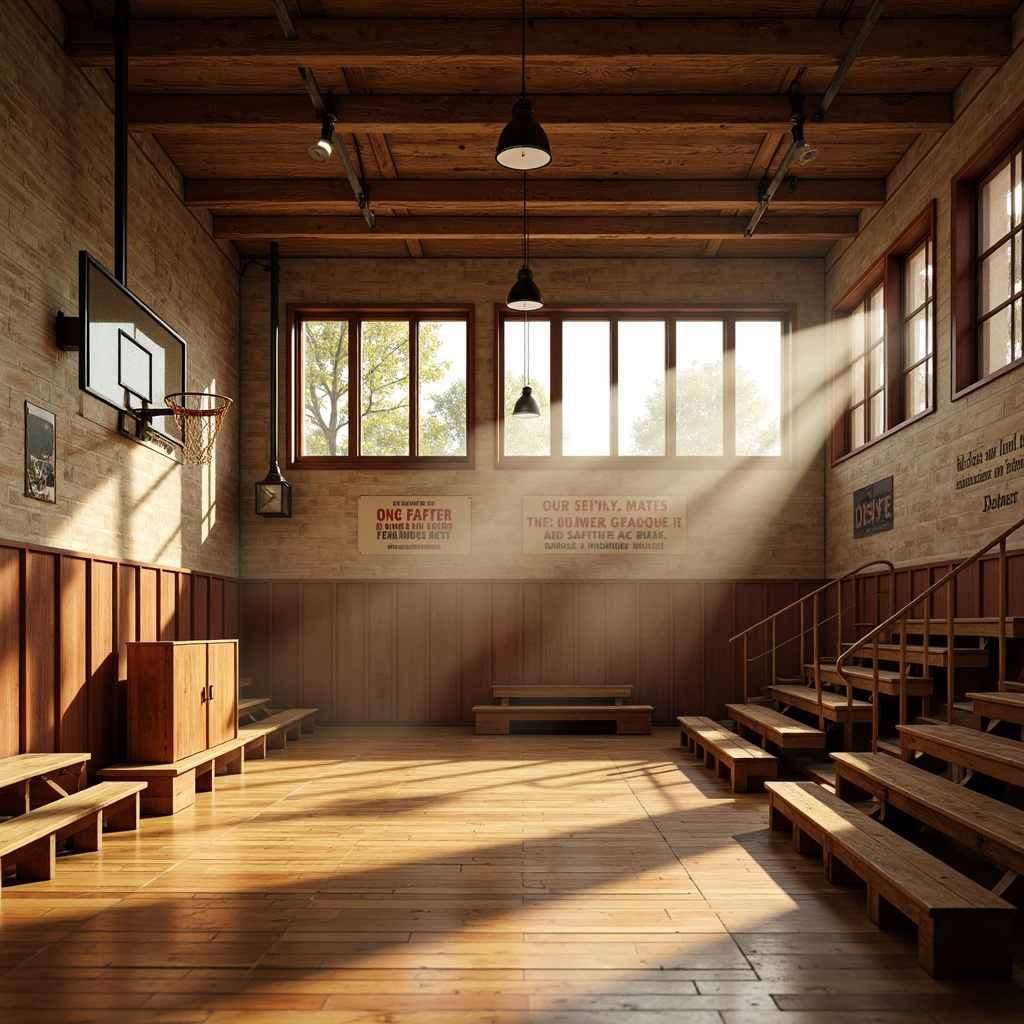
[287,304,475,468]
[952,103,1024,398]
[831,204,936,464]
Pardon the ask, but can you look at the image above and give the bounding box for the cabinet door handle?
[208,684,215,699]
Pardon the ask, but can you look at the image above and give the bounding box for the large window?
[953,112,1024,396]
[290,307,473,466]
[499,309,789,465]
[832,207,934,461]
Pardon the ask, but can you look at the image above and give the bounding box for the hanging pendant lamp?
[495,0,551,170]
[506,171,543,312]
[512,312,542,419]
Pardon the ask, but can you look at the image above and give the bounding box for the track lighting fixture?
[495,0,551,170]
[308,117,334,163]
[791,121,818,166]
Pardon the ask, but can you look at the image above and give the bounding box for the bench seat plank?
[831,750,1024,880]
[770,684,875,722]
[725,703,826,750]
[898,723,1024,789]
[803,664,935,698]
[765,780,1015,978]
[472,704,652,735]
[99,736,246,816]
[678,716,777,793]
[491,685,632,705]
[967,690,1024,728]
[239,708,318,759]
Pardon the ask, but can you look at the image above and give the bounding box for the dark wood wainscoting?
[0,540,237,770]
[239,579,825,726]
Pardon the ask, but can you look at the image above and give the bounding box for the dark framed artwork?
[25,401,56,503]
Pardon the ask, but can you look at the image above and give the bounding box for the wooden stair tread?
[808,662,935,697]
[897,617,1024,638]
[726,702,826,750]
[967,690,1024,722]
[770,684,874,723]
[841,642,989,669]
[897,723,1024,787]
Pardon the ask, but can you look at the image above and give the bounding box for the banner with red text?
[358,495,472,554]
[523,496,686,554]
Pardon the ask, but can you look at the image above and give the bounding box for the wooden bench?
[0,752,91,816]
[677,716,777,793]
[831,750,1024,895]
[238,695,273,721]
[765,780,1016,978]
[473,685,652,735]
[725,702,826,751]
[968,690,1024,735]
[239,707,318,759]
[897,723,1024,789]
[0,780,147,898]
[98,736,247,816]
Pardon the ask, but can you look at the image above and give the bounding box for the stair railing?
[836,512,1024,751]
[729,560,896,731]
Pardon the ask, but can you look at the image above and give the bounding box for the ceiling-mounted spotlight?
[792,121,818,166]
[495,0,551,170]
[308,117,334,163]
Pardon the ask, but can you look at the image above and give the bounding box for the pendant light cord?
[523,311,530,388]
[522,170,529,268]
[520,0,527,97]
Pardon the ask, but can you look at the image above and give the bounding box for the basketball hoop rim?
[164,392,233,417]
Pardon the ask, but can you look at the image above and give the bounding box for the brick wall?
[240,256,827,581]
[823,13,1024,578]
[0,1,240,577]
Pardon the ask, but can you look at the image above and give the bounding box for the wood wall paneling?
[607,582,638,691]
[396,583,430,722]
[192,574,210,641]
[638,583,672,718]
[24,551,56,752]
[490,582,522,688]
[522,582,542,683]
[577,582,609,685]
[429,582,461,722]
[301,582,336,718]
[460,582,492,718]
[159,569,177,640]
[671,582,704,717]
[89,560,119,774]
[59,556,89,754]
[336,583,367,722]
[224,580,239,642]
[0,547,21,757]
[541,582,576,684]
[177,572,193,640]
[138,567,158,642]
[210,576,225,639]
[240,581,270,691]
[271,583,301,708]
[702,582,737,717]
[367,582,396,721]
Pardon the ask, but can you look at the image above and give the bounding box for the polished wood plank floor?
[1,725,1022,1023]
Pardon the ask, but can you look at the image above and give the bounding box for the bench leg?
[268,728,288,750]
[792,824,822,857]
[823,847,859,885]
[68,810,103,853]
[13,835,56,882]
[245,735,269,760]
[475,714,510,735]
[921,914,1015,979]
[221,749,244,776]
[767,794,792,832]
[196,762,215,793]
[105,794,141,832]
[300,716,315,735]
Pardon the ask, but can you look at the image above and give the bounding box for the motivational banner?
[358,495,471,554]
[953,426,1024,514]
[523,495,686,554]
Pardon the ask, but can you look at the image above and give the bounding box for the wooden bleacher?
[239,707,318,758]
[725,701,826,753]
[473,685,652,735]
[677,715,777,793]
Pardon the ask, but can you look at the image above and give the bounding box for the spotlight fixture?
[308,117,334,163]
[506,172,543,312]
[792,121,818,166]
[495,0,551,170]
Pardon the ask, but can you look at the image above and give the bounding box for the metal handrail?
[836,512,1024,751]
[728,561,896,725]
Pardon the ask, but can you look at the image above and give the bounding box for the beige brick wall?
[0,2,240,577]
[240,257,827,580]
[824,14,1024,577]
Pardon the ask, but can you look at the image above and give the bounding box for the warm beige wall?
[824,13,1024,577]
[0,2,240,576]
[240,257,827,580]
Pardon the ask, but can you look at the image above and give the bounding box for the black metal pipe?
[268,241,281,475]
[113,0,129,285]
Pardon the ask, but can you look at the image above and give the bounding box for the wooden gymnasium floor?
[2,725,1023,1023]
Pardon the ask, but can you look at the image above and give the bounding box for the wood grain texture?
[2,724,1022,1021]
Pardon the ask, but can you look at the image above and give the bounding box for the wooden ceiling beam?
[186,178,886,212]
[212,214,859,241]
[68,17,1010,68]
[130,93,952,135]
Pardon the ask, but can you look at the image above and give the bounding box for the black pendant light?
[495,0,551,170]
[507,172,543,312]
[511,312,542,419]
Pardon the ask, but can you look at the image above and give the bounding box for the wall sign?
[358,495,471,554]
[953,428,1024,513]
[853,476,893,538]
[523,495,686,554]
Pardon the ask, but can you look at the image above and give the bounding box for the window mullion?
[409,319,419,458]
[724,319,736,458]
[610,320,619,456]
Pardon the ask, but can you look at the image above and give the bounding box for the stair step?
[805,662,934,697]
[840,642,989,669]
[802,762,836,789]
[726,702,827,751]
[896,616,1024,639]
[770,683,874,723]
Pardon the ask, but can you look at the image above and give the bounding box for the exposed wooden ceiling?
[56,1,1021,260]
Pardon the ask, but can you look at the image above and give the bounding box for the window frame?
[287,304,475,469]
[495,305,793,468]
[952,106,1024,398]
[831,205,936,464]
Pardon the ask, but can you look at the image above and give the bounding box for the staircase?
[728,513,1024,783]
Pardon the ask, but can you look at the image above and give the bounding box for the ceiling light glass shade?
[308,125,333,164]
[506,266,543,310]
[791,123,818,166]
[512,385,542,418]
[495,97,552,170]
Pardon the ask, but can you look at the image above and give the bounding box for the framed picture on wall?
[25,401,56,503]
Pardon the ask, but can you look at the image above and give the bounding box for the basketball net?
[165,392,232,466]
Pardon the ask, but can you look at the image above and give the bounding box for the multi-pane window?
[500,310,789,464]
[290,307,473,465]
[832,207,934,460]
[977,148,1023,377]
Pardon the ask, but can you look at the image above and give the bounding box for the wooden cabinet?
[126,640,238,763]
